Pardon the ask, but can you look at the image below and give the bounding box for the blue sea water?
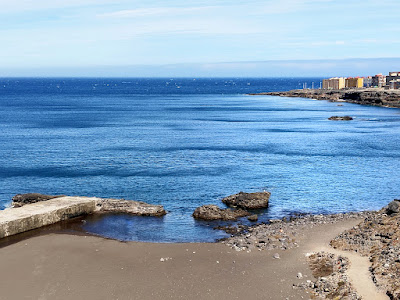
[1,77,400,242]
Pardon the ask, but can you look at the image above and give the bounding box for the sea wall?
[0,197,96,239]
[0,195,166,239]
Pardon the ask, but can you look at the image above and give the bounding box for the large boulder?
[12,193,64,207]
[96,198,166,216]
[222,191,270,209]
[385,199,400,215]
[193,205,250,221]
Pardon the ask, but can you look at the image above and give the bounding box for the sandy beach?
[0,217,380,300]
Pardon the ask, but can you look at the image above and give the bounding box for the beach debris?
[296,272,303,279]
[222,191,270,209]
[160,257,172,262]
[192,205,250,221]
[273,253,280,259]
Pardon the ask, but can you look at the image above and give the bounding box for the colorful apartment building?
[322,77,345,89]
[386,72,400,89]
[345,77,363,88]
[371,74,386,88]
[363,76,372,87]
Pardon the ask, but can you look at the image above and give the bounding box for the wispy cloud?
[97,6,212,18]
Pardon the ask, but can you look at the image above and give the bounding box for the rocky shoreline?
[220,211,375,252]
[220,200,400,299]
[331,200,400,299]
[250,88,400,108]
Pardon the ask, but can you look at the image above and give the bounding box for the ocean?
[1,77,399,242]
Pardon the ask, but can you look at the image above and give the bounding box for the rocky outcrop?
[343,90,400,107]
[328,116,353,121]
[247,214,258,222]
[222,191,270,209]
[12,193,65,207]
[96,198,166,216]
[330,199,400,299]
[192,205,250,221]
[251,88,400,108]
[385,199,400,215]
[254,90,341,101]
[295,252,361,300]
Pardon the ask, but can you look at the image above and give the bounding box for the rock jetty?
[0,194,166,239]
[222,191,270,209]
[192,205,250,221]
[251,88,400,108]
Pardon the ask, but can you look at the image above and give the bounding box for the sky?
[1,0,400,77]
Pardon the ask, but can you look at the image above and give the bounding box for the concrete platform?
[0,196,97,238]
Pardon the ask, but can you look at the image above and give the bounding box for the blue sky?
[1,0,400,76]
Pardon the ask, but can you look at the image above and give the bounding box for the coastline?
[250,88,400,108]
[0,216,364,300]
[0,205,398,299]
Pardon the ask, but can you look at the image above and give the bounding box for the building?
[345,77,363,88]
[386,72,400,89]
[371,74,386,88]
[363,76,372,88]
[322,77,345,89]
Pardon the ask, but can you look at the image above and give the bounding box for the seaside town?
[257,70,400,109]
[322,71,400,90]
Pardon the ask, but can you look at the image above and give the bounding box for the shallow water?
[1,78,399,242]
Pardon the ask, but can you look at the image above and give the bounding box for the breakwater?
[0,195,166,239]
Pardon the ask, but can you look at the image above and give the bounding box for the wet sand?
[0,218,373,300]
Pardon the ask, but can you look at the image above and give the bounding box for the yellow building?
[345,77,363,88]
[322,77,345,89]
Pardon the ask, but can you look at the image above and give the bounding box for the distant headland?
[250,71,400,108]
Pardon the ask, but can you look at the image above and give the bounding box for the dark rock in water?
[214,224,248,235]
[328,116,353,121]
[385,199,400,215]
[12,193,65,207]
[222,191,270,209]
[193,205,250,221]
[96,198,166,216]
[247,214,258,222]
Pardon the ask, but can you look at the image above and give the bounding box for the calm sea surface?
[1,78,399,242]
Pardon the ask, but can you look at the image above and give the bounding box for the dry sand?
[0,218,381,300]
